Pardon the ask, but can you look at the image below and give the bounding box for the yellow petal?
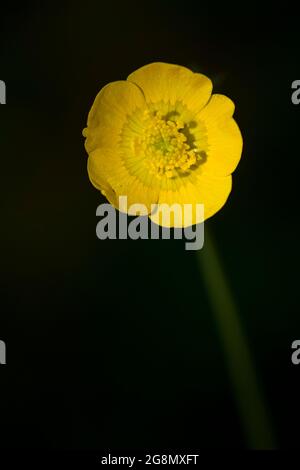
[87,148,119,207]
[84,80,146,154]
[87,148,159,214]
[197,94,243,177]
[149,174,232,228]
[127,62,212,114]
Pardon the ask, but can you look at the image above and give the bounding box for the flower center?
[138,110,201,179]
[120,103,208,189]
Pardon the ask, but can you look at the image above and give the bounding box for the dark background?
[0,0,299,450]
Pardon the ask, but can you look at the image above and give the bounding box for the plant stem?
[197,228,275,449]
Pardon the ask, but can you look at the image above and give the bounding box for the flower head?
[83,62,242,227]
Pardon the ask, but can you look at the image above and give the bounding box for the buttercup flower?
[83,62,242,227]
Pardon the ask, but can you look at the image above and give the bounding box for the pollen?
[137,109,200,179]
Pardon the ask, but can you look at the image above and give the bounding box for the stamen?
[137,110,200,179]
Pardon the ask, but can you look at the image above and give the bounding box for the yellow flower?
[83,62,242,227]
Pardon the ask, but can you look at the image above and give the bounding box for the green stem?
[197,228,275,449]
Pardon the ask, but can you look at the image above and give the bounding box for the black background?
[1,0,300,450]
